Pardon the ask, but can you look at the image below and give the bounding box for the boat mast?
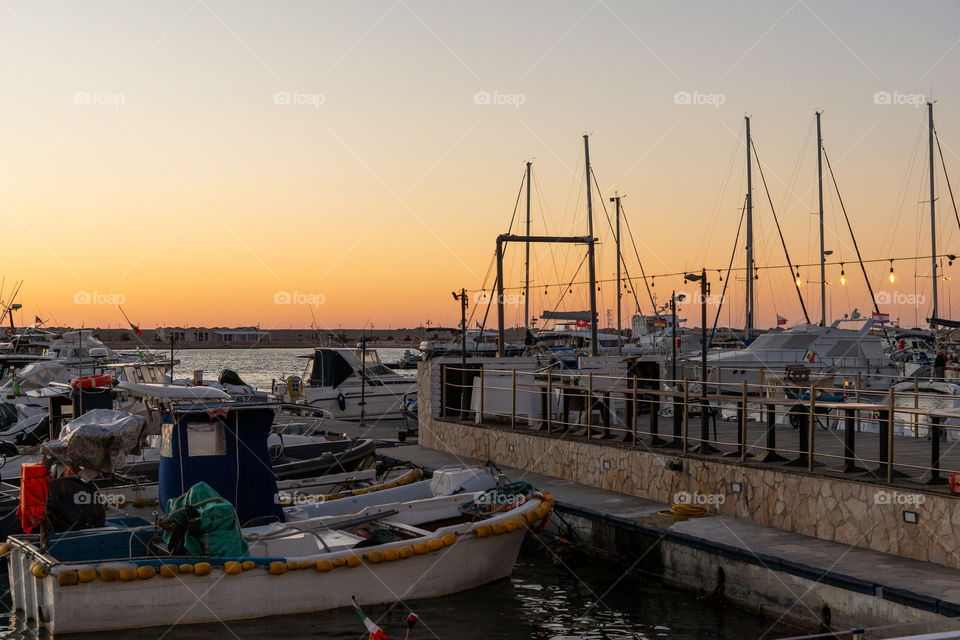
[817,111,826,326]
[929,101,939,324]
[584,135,599,356]
[524,161,532,332]
[613,193,622,355]
[745,116,754,338]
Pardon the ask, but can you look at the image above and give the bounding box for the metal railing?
[437,362,960,487]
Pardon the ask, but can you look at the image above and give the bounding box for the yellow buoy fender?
[137,565,157,580]
[315,559,333,572]
[159,565,178,578]
[440,533,457,547]
[268,561,287,575]
[224,561,242,575]
[412,542,429,555]
[77,568,97,583]
[332,557,347,568]
[193,562,212,577]
[118,568,138,582]
[398,546,414,559]
[366,550,384,564]
[29,562,48,579]
[346,555,362,568]
[491,523,506,535]
[179,564,194,574]
[504,521,517,533]
[474,525,492,538]
[57,570,78,586]
[99,567,119,582]
[242,560,255,571]
[0,542,12,556]
[383,548,400,562]
[427,538,443,552]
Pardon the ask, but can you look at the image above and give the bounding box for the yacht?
[695,314,898,393]
[273,347,415,420]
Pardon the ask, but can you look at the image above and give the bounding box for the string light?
[795,270,802,287]
[889,259,896,284]
[840,263,846,286]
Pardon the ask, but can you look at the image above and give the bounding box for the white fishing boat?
[3,401,551,634]
[273,348,415,421]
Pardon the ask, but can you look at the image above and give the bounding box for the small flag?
[576,319,588,328]
[475,321,481,329]
[872,311,890,324]
[803,349,816,363]
[776,314,787,326]
[131,324,143,336]
[352,597,389,640]
[34,315,41,324]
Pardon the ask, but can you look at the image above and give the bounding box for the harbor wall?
[417,361,960,571]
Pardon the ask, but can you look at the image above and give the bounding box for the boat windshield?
[748,333,816,351]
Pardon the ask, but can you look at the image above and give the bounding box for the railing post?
[682,377,689,451]
[913,374,919,437]
[546,369,553,434]
[586,372,594,439]
[739,380,748,461]
[855,371,862,432]
[511,369,517,430]
[441,364,448,419]
[808,384,816,472]
[479,366,485,423]
[887,386,894,483]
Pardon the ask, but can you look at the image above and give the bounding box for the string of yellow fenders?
[657,470,711,519]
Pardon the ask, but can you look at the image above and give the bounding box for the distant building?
[156,327,271,344]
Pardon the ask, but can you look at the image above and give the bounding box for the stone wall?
[417,362,960,570]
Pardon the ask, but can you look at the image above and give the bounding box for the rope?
[657,470,710,519]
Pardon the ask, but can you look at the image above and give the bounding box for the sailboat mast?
[524,161,531,332]
[614,194,622,355]
[929,101,939,323]
[817,111,826,326]
[584,135,599,356]
[745,116,754,338]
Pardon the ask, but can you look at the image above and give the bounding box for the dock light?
[889,260,896,284]
[840,263,846,286]
[795,270,802,287]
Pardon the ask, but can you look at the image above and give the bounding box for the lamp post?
[665,291,686,449]
[685,270,717,454]
[452,289,468,368]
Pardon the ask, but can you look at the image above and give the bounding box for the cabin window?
[186,421,226,456]
[160,423,174,457]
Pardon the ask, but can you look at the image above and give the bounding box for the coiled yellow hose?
[658,471,711,518]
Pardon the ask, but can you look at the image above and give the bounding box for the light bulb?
[889,262,896,284]
[795,271,802,287]
[840,272,846,286]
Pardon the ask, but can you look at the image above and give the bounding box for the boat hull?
[9,528,526,634]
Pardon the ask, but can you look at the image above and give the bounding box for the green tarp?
[162,482,249,558]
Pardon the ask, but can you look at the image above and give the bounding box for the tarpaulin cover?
[42,409,146,474]
[17,462,50,534]
[162,482,249,558]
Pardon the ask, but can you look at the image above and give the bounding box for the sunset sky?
[1,1,959,332]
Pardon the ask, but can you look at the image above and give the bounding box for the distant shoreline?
[101,340,419,350]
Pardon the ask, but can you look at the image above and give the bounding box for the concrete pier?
[409,359,960,633]
[384,444,959,632]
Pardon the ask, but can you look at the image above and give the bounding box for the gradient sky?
[1,1,959,332]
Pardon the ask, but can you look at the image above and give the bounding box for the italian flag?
[352,598,389,640]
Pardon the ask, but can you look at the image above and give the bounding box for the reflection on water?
[0,545,798,639]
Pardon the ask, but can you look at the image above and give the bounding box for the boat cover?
[161,481,249,557]
[42,409,147,474]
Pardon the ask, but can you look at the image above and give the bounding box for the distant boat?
[274,347,415,421]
